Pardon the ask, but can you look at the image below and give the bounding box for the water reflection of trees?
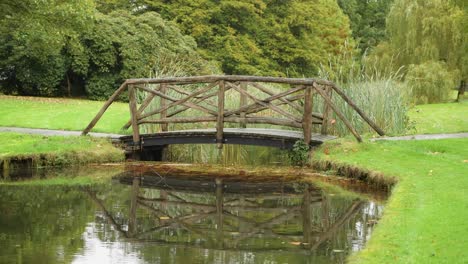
[85,175,383,259]
[0,186,94,264]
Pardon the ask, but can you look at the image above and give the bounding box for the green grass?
[407,100,468,134]
[0,133,123,165]
[315,138,468,263]
[0,95,130,134]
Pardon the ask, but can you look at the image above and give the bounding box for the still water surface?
[0,167,384,263]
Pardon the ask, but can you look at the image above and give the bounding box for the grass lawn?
[0,132,123,165]
[315,139,468,263]
[0,95,130,134]
[407,100,468,134]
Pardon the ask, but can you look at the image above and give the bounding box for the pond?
[0,166,385,264]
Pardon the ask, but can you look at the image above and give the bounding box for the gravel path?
[371,132,468,141]
[0,127,124,141]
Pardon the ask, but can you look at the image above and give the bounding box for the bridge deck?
[120,128,336,149]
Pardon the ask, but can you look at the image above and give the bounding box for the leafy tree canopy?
[337,0,393,53]
[123,0,355,77]
[367,0,467,103]
[0,1,207,98]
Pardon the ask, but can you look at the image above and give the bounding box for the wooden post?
[122,88,156,130]
[313,83,362,142]
[216,178,224,249]
[82,81,128,135]
[128,176,140,237]
[239,82,247,128]
[321,85,333,135]
[302,86,314,145]
[128,85,140,145]
[160,84,168,132]
[216,81,225,149]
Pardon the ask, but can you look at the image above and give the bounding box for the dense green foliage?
[81,11,204,99]
[138,0,355,77]
[337,0,393,53]
[0,1,206,99]
[367,0,467,103]
[0,0,95,96]
[405,61,458,104]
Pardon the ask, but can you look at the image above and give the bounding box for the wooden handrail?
[82,75,385,146]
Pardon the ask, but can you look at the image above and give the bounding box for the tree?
[81,10,205,99]
[0,2,207,98]
[368,0,466,103]
[338,0,394,53]
[135,0,355,77]
[0,0,95,96]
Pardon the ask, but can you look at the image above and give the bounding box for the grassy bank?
[0,95,129,134]
[314,138,468,263]
[0,133,124,167]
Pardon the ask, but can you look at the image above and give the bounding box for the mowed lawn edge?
[313,138,468,263]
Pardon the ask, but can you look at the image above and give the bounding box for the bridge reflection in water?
[84,173,382,257]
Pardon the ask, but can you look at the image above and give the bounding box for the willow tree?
[369,0,466,103]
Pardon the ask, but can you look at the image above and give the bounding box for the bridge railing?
[82,75,385,147]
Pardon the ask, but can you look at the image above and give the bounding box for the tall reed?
[318,53,411,136]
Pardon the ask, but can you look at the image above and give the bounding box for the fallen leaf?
[289,242,301,246]
[159,216,170,220]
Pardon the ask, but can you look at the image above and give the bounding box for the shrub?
[288,140,310,166]
[85,74,120,101]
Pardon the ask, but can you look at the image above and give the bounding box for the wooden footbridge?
[82,75,384,150]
